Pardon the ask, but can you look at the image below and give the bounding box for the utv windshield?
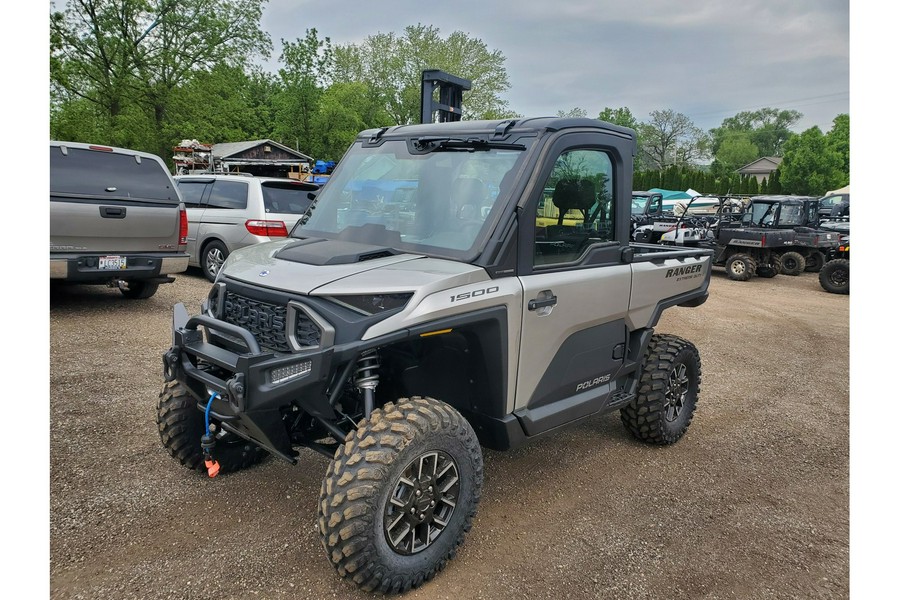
[295,137,530,258]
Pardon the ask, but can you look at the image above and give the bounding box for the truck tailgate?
[50,197,182,253]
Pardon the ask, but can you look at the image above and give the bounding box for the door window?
[207,180,249,209]
[176,181,208,208]
[534,149,615,266]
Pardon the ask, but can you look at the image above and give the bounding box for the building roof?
[211,139,313,162]
[737,156,782,175]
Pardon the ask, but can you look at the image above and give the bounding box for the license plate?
[99,255,127,270]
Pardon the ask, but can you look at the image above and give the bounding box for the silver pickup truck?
[156,117,712,593]
[50,141,189,299]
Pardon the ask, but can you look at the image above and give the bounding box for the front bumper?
[163,303,337,462]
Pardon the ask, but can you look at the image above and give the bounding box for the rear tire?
[725,253,755,281]
[201,240,229,283]
[120,281,159,299]
[318,397,483,594]
[156,380,269,473]
[818,259,849,294]
[621,334,701,445]
[804,250,826,273]
[779,251,806,276]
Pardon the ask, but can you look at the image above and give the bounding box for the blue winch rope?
[205,392,219,437]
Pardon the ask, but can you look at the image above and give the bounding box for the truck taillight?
[178,208,188,245]
[246,220,289,237]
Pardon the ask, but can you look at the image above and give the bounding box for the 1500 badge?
[449,286,499,303]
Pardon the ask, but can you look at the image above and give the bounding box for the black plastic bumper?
[163,303,337,462]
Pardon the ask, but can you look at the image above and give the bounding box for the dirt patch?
[49,268,849,599]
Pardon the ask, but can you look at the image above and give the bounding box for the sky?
[258,0,850,134]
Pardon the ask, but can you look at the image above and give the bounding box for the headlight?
[330,293,413,315]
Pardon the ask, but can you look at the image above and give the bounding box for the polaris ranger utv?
[743,195,841,274]
[157,117,713,594]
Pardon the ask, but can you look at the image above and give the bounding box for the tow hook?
[202,392,221,478]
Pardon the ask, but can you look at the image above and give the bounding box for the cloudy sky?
[258,0,849,133]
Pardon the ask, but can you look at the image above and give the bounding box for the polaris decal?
[575,373,611,392]
[449,286,499,303]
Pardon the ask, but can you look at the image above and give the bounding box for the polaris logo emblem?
[665,264,703,278]
[576,373,611,392]
[259,270,269,277]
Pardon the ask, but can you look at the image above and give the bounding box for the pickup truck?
[156,117,712,593]
[50,141,189,299]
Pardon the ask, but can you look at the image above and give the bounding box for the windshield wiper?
[413,137,526,152]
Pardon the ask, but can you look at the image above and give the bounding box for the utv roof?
[357,117,636,142]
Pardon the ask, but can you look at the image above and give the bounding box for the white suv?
[175,174,318,281]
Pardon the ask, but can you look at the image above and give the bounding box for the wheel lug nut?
[415,490,421,497]
[430,500,435,507]
[411,508,416,514]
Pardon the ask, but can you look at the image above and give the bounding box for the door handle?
[100,206,126,218]
[528,295,558,311]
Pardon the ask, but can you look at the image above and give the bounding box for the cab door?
[514,134,633,436]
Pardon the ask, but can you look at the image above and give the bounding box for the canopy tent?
[826,184,850,196]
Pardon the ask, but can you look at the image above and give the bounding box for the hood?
[221,238,425,294]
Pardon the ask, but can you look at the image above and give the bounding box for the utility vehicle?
[157,117,713,594]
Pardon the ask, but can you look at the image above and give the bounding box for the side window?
[534,149,615,266]
[207,180,249,209]
[176,181,208,208]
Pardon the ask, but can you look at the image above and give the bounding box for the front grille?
[223,292,290,352]
[222,292,322,352]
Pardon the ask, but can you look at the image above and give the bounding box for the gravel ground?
[48,267,849,599]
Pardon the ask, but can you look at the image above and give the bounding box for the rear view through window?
[262,181,314,214]
[50,146,179,203]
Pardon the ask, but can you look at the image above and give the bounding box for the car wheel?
[779,251,806,276]
[201,240,229,282]
[725,253,755,281]
[318,397,483,594]
[818,259,849,294]
[621,334,701,445]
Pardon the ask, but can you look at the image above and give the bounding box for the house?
[737,156,782,183]
[212,139,314,179]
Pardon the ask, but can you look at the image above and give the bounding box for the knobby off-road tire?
[819,259,849,294]
[725,253,756,281]
[201,240,229,283]
[779,251,806,276]
[804,250,826,273]
[318,397,483,594]
[120,280,159,299]
[156,380,269,474]
[621,334,701,445]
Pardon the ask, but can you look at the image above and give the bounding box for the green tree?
[710,108,802,158]
[638,109,709,170]
[557,107,587,118]
[711,133,759,177]
[50,0,271,158]
[779,126,843,195]
[274,28,333,155]
[827,113,850,183]
[331,24,515,124]
[311,82,393,160]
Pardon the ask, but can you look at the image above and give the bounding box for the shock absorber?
[355,350,380,418]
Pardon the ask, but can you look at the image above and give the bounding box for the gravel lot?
[49,267,849,600]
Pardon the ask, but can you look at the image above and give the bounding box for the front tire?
[156,380,269,473]
[725,253,755,281]
[318,397,483,594]
[819,259,849,294]
[621,334,701,445]
[201,240,229,282]
[779,251,806,276]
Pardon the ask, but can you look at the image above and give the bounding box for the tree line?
[50,0,849,195]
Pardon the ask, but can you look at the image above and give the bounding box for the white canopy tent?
[826,184,850,196]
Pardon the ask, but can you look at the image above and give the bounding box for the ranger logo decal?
[665,264,703,278]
